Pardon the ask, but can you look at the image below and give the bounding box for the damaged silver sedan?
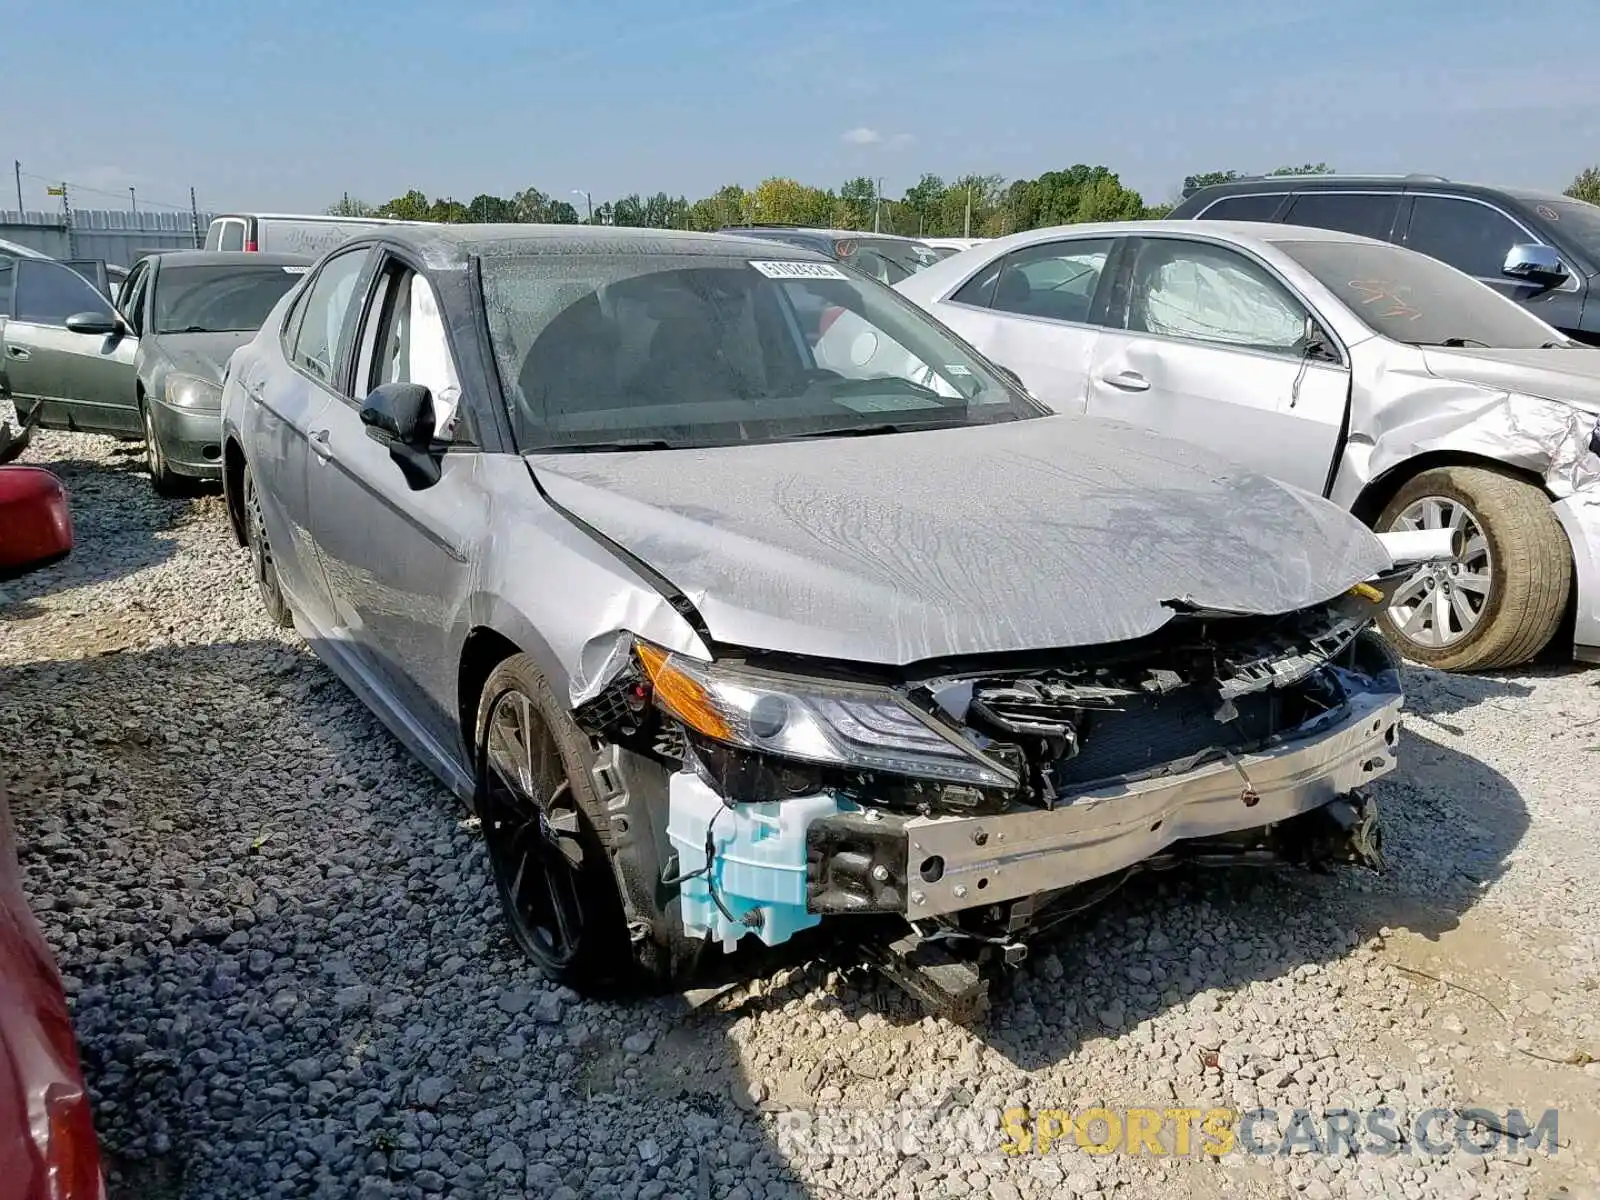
[895,223,1600,671]
[220,225,1422,1001]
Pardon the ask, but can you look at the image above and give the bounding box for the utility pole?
[190,186,201,247]
[964,184,973,238]
[572,189,593,223]
[13,161,21,217]
[129,186,137,215]
[60,183,74,257]
[873,177,883,233]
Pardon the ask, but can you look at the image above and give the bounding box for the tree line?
[329,163,1600,237]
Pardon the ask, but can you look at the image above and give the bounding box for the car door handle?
[308,427,332,457]
[5,346,28,360]
[1100,369,1149,391]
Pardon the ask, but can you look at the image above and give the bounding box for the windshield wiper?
[526,438,679,453]
[1422,337,1490,348]
[1541,340,1574,349]
[789,420,969,440]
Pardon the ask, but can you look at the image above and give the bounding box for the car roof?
[212,212,413,225]
[1182,174,1578,207]
[372,223,839,269]
[141,250,315,267]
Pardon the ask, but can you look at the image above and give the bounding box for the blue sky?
[6,0,1599,216]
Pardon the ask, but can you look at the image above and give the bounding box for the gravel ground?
[2,428,1598,1200]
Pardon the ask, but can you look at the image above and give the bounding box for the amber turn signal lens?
[635,644,733,742]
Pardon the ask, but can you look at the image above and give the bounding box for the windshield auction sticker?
[749,260,849,280]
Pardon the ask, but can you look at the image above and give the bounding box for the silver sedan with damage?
[893,222,1600,672]
[221,224,1423,1002]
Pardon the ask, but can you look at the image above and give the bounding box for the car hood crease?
[527,418,1391,666]
[1422,347,1600,414]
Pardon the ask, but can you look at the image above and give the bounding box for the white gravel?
[2,429,1598,1200]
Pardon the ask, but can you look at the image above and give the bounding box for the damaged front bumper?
[877,684,1398,918]
[659,663,1401,951]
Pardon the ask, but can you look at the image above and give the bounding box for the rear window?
[153,263,306,334]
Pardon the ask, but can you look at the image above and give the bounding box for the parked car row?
[6,177,1598,1011]
[0,250,310,488]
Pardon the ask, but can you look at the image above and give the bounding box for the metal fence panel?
[0,209,217,266]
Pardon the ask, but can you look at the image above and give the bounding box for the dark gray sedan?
[221,225,1421,1001]
[0,250,309,493]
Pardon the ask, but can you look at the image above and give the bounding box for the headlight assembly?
[634,642,1017,790]
[163,372,223,409]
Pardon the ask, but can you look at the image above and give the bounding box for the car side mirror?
[0,466,74,581]
[1502,243,1568,287]
[360,381,441,489]
[63,311,122,336]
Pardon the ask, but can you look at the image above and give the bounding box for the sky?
[5,0,1599,218]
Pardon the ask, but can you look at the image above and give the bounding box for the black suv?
[1169,175,1600,344]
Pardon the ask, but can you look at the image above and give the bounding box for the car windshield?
[1276,239,1564,349]
[1537,199,1600,261]
[481,252,1039,451]
[152,264,306,334]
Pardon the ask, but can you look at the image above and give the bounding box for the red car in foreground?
[0,464,106,1198]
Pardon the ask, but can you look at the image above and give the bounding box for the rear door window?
[988,239,1115,325]
[1283,192,1401,242]
[13,259,114,324]
[1197,194,1285,221]
[1403,196,1527,279]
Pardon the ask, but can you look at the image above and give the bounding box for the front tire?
[1376,466,1571,671]
[475,655,638,993]
[142,400,190,498]
[242,463,293,629]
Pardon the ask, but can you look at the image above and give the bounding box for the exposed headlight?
[634,643,1017,790]
[164,372,223,409]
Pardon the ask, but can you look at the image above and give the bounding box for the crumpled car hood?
[528,417,1390,666]
[150,330,255,384]
[1422,347,1600,414]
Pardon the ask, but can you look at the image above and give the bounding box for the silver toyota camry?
[221,224,1421,1002]
[889,221,1600,673]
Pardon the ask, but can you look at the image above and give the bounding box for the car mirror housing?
[361,382,441,490]
[1502,243,1568,287]
[63,311,121,337]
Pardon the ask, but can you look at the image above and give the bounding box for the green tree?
[427,198,470,223]
[546,199,581,225]
[1267,162,1334,176]
[687,184,749,230]
[839,176,877,228]
[749,177,833,226]
[1183,170,1244,192]
[610,194,647,226]
[377,189,432,221]
[327,194,376,217]
[466,193,517,222]
[1566,167,1600,206]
